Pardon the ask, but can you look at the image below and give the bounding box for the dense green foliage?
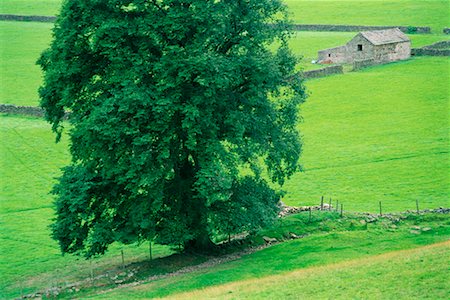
[38,0,305,256]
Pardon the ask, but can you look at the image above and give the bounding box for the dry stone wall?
[411,40,450,56]
[302,65,344,79]
[0,14,56,22]
[0,104,45,117]
[290,24,430,34]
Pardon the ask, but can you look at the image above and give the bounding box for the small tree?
[38,0,306,257]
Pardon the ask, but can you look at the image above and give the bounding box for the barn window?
[328,53,331,57]
[357,44,363,51]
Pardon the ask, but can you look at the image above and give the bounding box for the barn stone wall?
[318,34,410,64]
[317,46,348,63]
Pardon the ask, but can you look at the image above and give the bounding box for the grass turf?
[0,115,173,299]
[1,20,447,106]
[0,21,53,106]
[90,213,450,299]
[1,0,448,34]
[283,57,450,212]
[164,240,450,300]
[0,0,62,16]
[284,0,450,33]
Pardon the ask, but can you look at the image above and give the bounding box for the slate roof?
[360,28,410,45]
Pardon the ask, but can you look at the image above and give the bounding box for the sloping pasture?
[283,57,450,212]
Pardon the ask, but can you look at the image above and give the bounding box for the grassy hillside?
[283,57,450,212]
[165,240,450,300]
[1,20,447,106]
[0,115,172,299]
[0,21,53,106]
[1,0,449,33]
[91,214,450,299]
[284,0,450,33]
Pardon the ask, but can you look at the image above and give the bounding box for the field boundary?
[0,66,343,117]
[411,40,450,57]
[302,65,344,79]
[289,24,431,34]
[0,104,45,117]
[0,14,432,34]
[0,14,56,22]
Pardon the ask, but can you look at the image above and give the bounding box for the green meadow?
[0,21,53,106]
[1,0,449,298]
[284,0,450,33]
[1,0,449,33]
[0,0,62,16]
[163,240,450,300]
[283,57,450,212]
[0,115,173,298]
[91,214,450,299]
[1,20,447,106]
[1,56,448,298]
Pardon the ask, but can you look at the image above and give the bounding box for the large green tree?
[38,0,306,257]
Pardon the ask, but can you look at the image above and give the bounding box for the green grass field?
[1,0,449,34]
[0,21,53,106]
[0,115,174,299]
[284,0,450,33]
[90,213,450,299]
[0,0,61,16]
[283,57,450,212]
[1,1,449,298]
[1,20,447,106]
[164,240,450,299]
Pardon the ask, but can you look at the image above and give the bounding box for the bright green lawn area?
[92,214,450,299]
[284,0,450,33]
[1,0,448,34]
[164,240,450,300]
[283,57,450,212]
[0,115,173,299]
[0,0,61,16]
[0,21,52,106]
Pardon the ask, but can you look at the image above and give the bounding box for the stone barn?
[317,28,411,64]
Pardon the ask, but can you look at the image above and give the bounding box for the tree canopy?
[38,0,306,257]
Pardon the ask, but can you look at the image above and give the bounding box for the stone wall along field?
[302,65,344,79]
[290,24,431,34]
[0,14,56,22]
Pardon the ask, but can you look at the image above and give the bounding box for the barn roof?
[360,28,410,45]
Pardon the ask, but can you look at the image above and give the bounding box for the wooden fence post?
[416,199,420,214]
[121,249,125,269]
[320,196,324,210]
[329,198,332,211]
[379,201,382,216]
[340,204,343,217]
